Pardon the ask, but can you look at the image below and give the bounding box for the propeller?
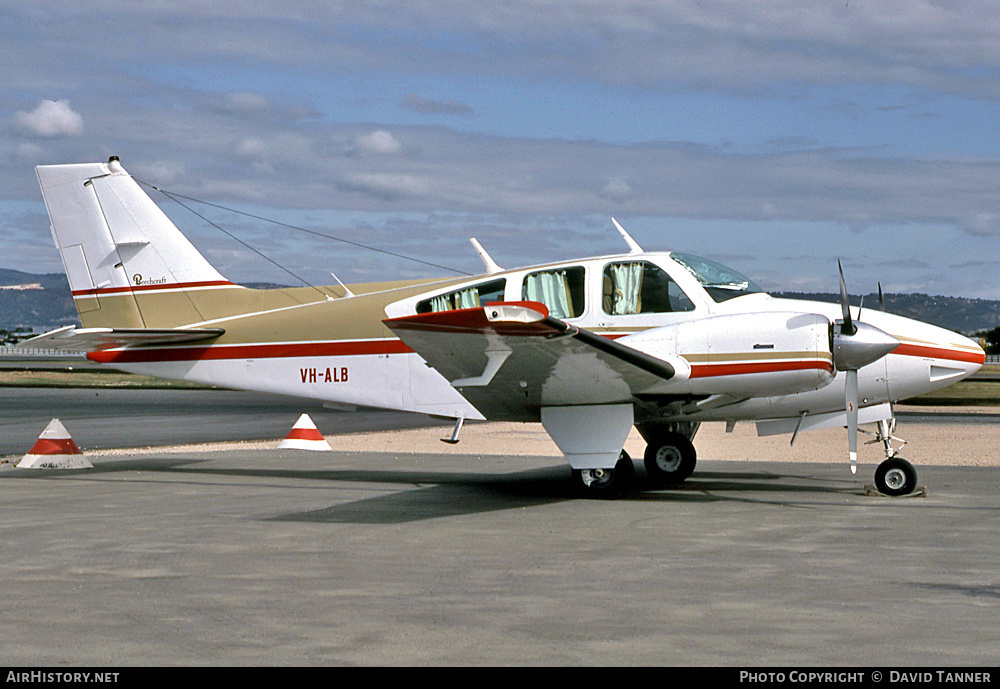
[838,260,856,336]
[832,262,899,475]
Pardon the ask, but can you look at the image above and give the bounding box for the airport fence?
[0,346,85,360]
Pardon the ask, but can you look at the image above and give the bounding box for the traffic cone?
[278,414,332,451]
[18,418,93,469]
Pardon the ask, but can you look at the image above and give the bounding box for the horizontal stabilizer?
[16,325,225,352]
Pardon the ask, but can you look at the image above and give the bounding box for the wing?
[384,302,676,420]
[16,325,225,352]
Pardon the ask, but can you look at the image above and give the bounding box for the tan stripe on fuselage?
[75,277,465,342]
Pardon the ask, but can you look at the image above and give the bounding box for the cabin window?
[602,261,695,315]
[521,267,586,319]
[416,278,507,314]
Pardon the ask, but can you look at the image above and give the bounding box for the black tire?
[874,457,917,497]
[573,451,636,498]
[643,432,697,484]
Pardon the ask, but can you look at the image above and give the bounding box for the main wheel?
[643,432,697,484]
[874,457,917,496]
[573,451,635,498]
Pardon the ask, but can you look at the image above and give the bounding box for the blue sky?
[4,1,1000,298]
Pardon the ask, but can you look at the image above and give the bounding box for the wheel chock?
[864,484,927,498]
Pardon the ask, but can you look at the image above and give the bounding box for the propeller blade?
[837,260,856,335]
[878,282,885,312]
[846,369,859,475]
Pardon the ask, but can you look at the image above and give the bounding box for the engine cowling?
[619,312,835,397]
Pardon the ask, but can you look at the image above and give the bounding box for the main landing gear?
[572,452,636,498]
[572,423,699,497]
[643,431,697,485]
[570,417,922,498]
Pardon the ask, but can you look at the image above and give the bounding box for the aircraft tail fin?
[35,157,235,328]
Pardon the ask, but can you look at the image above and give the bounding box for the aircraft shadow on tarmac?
[913,582,1000,600]
[5,455,866,524]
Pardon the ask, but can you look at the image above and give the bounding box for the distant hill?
[0,271,293,332]
[775,292,1000,335]
[0,269,78,331]
[1,269,998,335]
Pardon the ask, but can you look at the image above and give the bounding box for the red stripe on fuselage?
[892,342,985,365]
[84,331,984,371]
[87,339,413,364]
[689,360,834,379]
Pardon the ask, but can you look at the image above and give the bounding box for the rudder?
[36,157,234,328]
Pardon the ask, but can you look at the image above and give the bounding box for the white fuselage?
[95,251,984,428]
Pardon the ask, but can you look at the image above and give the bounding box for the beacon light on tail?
[20,158,985,497]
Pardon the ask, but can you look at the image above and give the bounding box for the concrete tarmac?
[3,430,1000,666]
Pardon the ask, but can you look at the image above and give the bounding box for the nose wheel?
[874,456,918,497]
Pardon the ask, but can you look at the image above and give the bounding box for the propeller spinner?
[832,262,899,474]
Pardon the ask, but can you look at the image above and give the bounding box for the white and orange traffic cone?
[18,418,93,469]
[278,414,332,451]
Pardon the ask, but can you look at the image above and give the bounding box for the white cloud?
[341,172,428,200]
[354,130,403,155]
[400,93,474,116]
[14,100,84,138]
[223,91,269,113]
[236,137,267,158]
[14,142,47,161]
[600,178,635,202]
[131,160,186,186]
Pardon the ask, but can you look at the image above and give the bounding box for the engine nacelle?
[619,312,835,397]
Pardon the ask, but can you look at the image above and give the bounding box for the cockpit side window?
[669,253,764,303]
[416,278,507,314]
[602,261,695,315]
[521,266,586,319]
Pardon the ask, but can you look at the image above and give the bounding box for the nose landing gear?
[867,417,919,497]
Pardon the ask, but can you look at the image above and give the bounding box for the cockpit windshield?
[668,252,764,303]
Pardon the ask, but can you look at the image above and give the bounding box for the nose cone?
[886,318,986,402]
[966,334,986,368]
[955,332,987,377]
[901,327,986,376]
[833,321,900,371]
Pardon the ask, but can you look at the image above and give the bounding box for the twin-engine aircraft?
[23,158,985,496]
